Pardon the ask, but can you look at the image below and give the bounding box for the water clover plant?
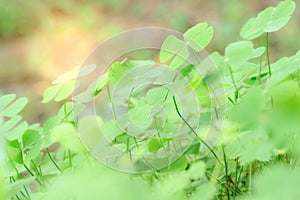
[0,1,300,199]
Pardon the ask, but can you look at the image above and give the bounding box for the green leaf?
[43,115,62,133]
[4,121,28,141]
[78,116,103,150]
[7,140,23,164]
[109,60,154,86]
[0,94,16,111]
[240,0,296,40]
[101,120,124,142]
[229,87,265,127]
[146,86,169,105]
[0,115,22,131]
[184,22,214,52]
[225,41,254,66]
[266,51,300,87]
[22,129,41,149]
[42,84,63,103]
[251,46,265,58]
[24,143,42,161]
[54,80,77,102]
[0,97,28,117]
[169,47,190,69]
[264,0,296,32]
[148,138,163,152]
[180,64,194,77]
[53,64,96,84]
[57,102,85,121]
[160,157,188,173]
[73,73,109,103]
[128,99,152,128]
[159,35,186,63]
[51,123,84,152]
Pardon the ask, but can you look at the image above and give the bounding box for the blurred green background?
[0,0,299,122]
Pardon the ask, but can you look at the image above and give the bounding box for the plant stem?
[107,84,117,119]
[233,159,239,200]
[63,99,68,121]
[68,149,72,168]
[172,96,222,164]
[248,163,252,195]
[265,32,272,77]
[23,163,44,187]
[228,64,239,102]
[8,156,21,178]
[222,146,231,200]
[46,148,62,173]
[258,36,263,84]
[189,46,201,65]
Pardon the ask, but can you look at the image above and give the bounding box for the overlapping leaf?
[241,0,296,40]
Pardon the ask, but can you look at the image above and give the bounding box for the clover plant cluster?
[0,0,300,199]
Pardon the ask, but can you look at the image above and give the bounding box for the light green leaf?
[42,84,63,103]
[22,129,41,149]
[251,47,265,58]
[54,80,77,102]
[43,115,62,133]
[229,87,265,127]
[109,60,154,86]
[53,64,96,84]
[0,97,28,117]
[146,86,169,105]
[51,123,84,152]
[0,94,16,111]
[0,115,22,131]
[101,120,124,142]
[4,121,28,141]
[225,41,254,66]
[148,138,163,152]
[266,51,300,87]
[184,22,214,52]
[240,0,296,40]
[7,140,23,164]
[128,99,152,128]
[73,73,109,103]
[160,157,188,173]
[159,35,186,63]
[169,47,190,69]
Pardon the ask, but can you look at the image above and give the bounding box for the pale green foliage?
[1,1,300,199]
[240,0,296,40]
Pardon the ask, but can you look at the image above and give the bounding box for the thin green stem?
[297,69,300,87]
[107,84,117,119]
[23,163,44,187]
[233,159,239,200]
[23,185,31,200]
[258,36,264,84]
[172,96,222,164]
[46,148,62,173]
[68,149,72,168]
[265,32,272,77]
[8,156,21,178]
[222,146,231,200]
[63,99,68,121]
[189,46,201,65]
[248,163,252,195]
[228,64,239,102]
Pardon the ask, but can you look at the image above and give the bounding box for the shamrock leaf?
[241,0,296,40]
